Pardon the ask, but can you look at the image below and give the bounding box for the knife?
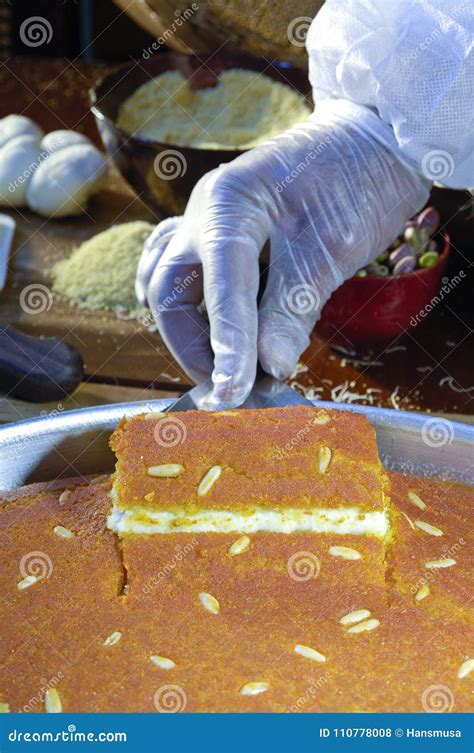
[167,369,313,412]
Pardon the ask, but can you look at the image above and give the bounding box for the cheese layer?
[107,502,389,537]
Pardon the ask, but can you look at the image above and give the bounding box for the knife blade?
[167,371,313,412]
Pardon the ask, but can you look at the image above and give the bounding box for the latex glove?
[136,106,429,408]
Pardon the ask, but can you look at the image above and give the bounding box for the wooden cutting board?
[0,173,190,390]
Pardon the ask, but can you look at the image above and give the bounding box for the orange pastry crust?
[0,470,472,713]
[110,406,389,513]
[386,471,473,624]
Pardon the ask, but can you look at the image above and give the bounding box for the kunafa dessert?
[108,406,390,538]
[0,407,472,713]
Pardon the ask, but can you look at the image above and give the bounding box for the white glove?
[136,107,429,408]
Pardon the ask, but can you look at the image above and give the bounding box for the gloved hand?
[136,105,429,409]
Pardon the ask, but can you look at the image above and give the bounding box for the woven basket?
[114,0,323,69]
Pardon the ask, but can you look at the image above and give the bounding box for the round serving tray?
[0,400,472,492]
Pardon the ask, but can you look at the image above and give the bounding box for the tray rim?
[0,398,473,440]
[0,399,472,492]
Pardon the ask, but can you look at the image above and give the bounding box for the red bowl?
[316,235,450,347]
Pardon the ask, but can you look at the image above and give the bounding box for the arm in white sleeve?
[306,0,474,188]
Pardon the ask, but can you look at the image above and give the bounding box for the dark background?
[1,0,150,59]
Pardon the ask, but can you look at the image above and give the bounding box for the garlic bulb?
[0,134,42,207]
[26,143,107,218]
[41,129,91,155]
[0,115,43,149]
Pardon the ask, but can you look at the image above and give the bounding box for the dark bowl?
[315,235,450,347]
[90,52,311,217]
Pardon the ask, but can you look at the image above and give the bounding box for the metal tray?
[0,400,473,492]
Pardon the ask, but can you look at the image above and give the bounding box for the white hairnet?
[307,0,473,188]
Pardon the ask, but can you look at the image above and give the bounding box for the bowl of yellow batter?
[90,52,311,216]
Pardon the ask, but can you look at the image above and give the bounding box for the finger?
[258,235,327,380]
[201,237,261,409]
[147,238,213,384]
[135,216,182,305]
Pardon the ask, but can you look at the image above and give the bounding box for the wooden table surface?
[0,57,473,424]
